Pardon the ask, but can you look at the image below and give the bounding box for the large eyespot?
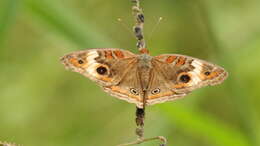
[179,74,191,83]
[96,66,107,75]
[130,88,139,95]
[78,59,84,64]
[151,88,160,95]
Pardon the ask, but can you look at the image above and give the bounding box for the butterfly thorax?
[137,54,153,91]
[137,54,153,68]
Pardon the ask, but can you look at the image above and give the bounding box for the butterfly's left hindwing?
[145,68,186,106]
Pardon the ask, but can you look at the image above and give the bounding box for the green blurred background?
[0,0,260,146]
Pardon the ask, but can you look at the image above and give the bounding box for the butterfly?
[60,48,228,108]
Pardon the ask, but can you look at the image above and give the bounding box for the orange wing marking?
[172,83,189,89]
[105,50,114,59]
[113,50,125,58]
[148,91,173,99]
[176,56,186,66]
[100,76,112,82]
[206,71,220,79]
[69,58,86,67]
[166,56,177,63]
[111,86,141,101]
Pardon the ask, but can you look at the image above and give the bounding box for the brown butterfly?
[60,48,228,108]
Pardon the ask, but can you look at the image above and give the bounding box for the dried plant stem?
[132,0,146,142]
[117,107,167,146]
[131,0,147,53]
[135,107,145,139]
[117,1,167,145]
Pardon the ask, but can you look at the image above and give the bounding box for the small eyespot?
[78,59,84,64]
[151,88,160,95]
[130,88,139,95]
[96,66,107,75]
[204,71,211,76]
[179,74,191,83]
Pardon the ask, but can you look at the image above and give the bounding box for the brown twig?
[135,107,145,138]
[117,0,167,146]
[131,0,146,53]
[132,0,146,142]
[117,107,167,146]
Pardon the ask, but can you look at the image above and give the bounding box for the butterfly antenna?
[148,17,163,40]
[117,18,136,39]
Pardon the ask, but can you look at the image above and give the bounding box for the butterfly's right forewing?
[60,48,136,86]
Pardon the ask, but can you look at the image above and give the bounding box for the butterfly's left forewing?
[154,54,227,90]
[145,54,228,105]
